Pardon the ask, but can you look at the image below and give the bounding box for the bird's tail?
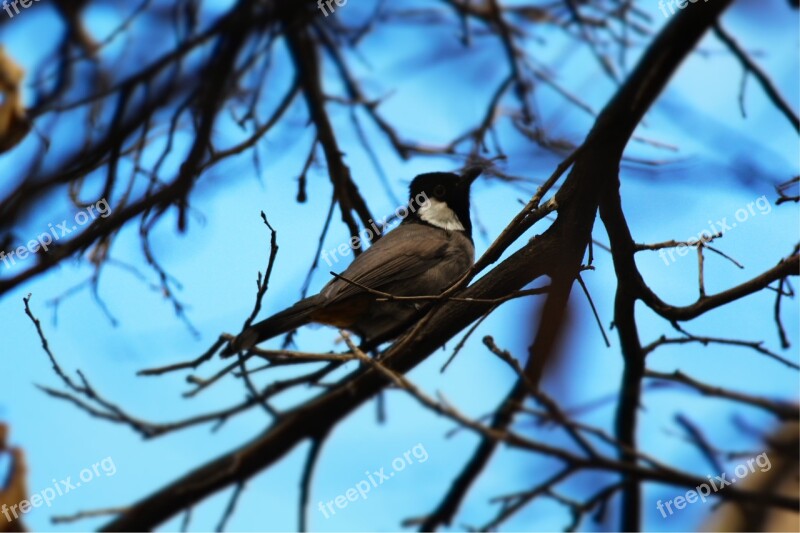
[223,296,320,355]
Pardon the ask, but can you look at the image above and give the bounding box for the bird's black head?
[406,167,482,239]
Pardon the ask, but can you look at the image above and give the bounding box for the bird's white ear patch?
[418,198,465,231]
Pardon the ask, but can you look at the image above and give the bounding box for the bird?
[223,167,482,355]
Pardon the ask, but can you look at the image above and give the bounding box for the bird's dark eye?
[433,184,446,198]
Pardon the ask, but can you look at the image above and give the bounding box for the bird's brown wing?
[319,223,455,304]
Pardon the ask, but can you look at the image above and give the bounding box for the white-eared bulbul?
[224,167,481,354]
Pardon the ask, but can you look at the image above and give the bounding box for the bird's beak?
[459,166,483,188]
